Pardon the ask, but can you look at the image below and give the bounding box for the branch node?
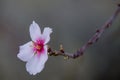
[95,38,99,42]
[106,23,111,28]
[96,29,100,33]
[47,45,52,52]
[54,50,59,56]
[88,41,93,45]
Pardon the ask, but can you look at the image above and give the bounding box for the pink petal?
[17,41,34,62]
[29,21,41,41]
[26,45,48,75]
[42,27,52,44]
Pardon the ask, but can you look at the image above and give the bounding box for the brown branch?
[48,4,120,59]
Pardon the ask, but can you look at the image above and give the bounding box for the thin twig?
[48,4,120,59]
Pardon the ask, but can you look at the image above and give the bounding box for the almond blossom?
[17,21,52,75]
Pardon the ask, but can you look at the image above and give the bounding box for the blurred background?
[0,0,120,80]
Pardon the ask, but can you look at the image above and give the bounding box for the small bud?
[64,56,69,59]
[60,44,63,50]
[60,44,64,53]
[48,52,52,56]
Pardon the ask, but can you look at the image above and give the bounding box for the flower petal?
[17,41,34,62]
[42,27,52,44]
[29,21,41,41]
[26,45,48,75]
[38,45,48,65]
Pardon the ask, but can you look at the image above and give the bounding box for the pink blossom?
[17,21,52,75]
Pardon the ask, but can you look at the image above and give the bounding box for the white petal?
[26,45,48,75]
[39,45,48,65]
[42,27,52,44]
[29,21,41,41]
[17,41,34,62]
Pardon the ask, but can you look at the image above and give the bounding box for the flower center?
[33,40,44,54]
[35,45,42,50]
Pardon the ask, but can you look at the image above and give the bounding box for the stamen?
[36,45,41,50]
[33,39,44,54]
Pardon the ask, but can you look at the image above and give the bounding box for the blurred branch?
[48,4,120,59]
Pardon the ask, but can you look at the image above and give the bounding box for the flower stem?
[48,4,120,59]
